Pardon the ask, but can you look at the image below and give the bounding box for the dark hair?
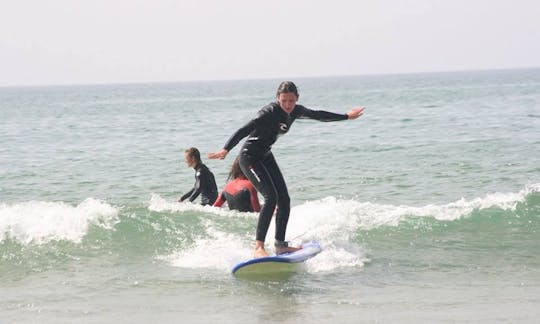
[185,147,201,164]
[276,81,299,98]
[228,156,246,181]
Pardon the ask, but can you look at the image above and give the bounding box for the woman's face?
[277,92,299,114]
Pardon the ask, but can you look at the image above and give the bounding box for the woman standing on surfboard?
[209,81,364,257]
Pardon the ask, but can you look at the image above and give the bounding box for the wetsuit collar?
[275,101,296,115]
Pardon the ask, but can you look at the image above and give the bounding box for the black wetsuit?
[223,190,253,212]
[223,102,347,243]
[180,163,218,205]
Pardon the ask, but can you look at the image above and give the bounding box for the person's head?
[184,147,201,168]
[276,81,299,114]
[228,156,246,181]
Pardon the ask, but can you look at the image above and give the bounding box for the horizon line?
[1,65,539,89]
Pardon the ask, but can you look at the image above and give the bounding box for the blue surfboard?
[231,242,322,276]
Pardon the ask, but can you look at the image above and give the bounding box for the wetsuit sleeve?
[185,173,201,202]
[180,188,195,202]
[297,106,348,122]
[223,120,256,151]
[223,107,272,151]
[213,191,226,207]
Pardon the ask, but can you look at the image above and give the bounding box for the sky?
[1,0,539,86]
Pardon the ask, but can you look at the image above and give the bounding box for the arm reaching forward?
[208,149,229,160]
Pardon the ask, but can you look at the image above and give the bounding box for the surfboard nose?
[231,242,322,277]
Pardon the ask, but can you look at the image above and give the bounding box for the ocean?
[1,68,539,323]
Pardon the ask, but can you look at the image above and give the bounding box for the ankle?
[274,240,289,248]
[255,240,265,250]
[253,242,268,257]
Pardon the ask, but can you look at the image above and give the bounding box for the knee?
[277,193,290,209]
[264,195,277,208]
[262,191,277,207]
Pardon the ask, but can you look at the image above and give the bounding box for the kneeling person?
[179,147,218,205]
[213,156,261,212]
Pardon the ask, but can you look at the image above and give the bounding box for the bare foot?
[254,240,268,258]
[254,246,268,258]
[275,245,302,255]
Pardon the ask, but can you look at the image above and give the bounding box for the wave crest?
[290,184,536,232]
[0,198,119,244]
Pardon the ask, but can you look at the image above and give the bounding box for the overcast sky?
[1,0,539,86]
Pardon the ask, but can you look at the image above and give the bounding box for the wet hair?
[185,147,201,164]
[276,81,299,98]
[228,156,246,181]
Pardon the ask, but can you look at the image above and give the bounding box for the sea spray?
[0,198,119,244]
[154,184,539,273]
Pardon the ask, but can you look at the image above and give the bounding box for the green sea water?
[1,68,539,323]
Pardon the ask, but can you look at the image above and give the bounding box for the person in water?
[213,156,261,212]
[208,81,364,257]
[179,147,218,206]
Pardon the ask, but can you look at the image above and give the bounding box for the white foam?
[148,193,257,219]
[306,245,368,273]
[275,186,534,272]
[162,220,251,271]
[290,185,533,233]
[525,182,540,194]
[0,198,119,244]
[156,184,537,273]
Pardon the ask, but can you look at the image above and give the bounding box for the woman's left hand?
[347,107,365,120]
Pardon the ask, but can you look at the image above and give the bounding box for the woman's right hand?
[208,149,229,160]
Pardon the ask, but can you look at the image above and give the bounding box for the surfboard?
[231,241,322,277]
